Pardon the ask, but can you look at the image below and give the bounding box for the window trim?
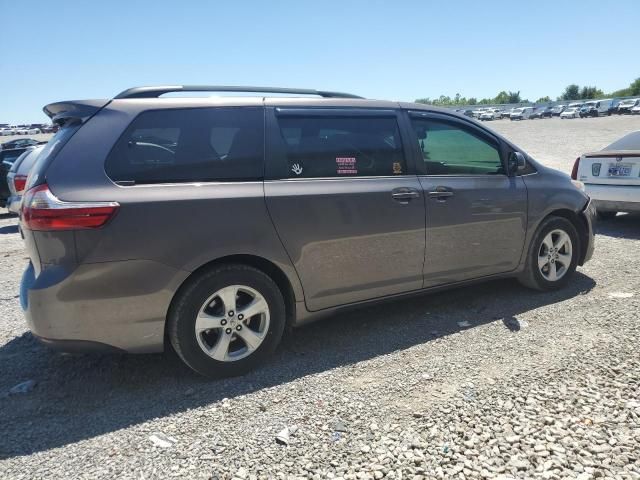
[406,111,508,177]
[103,106,266,186]
[266,107,414,180]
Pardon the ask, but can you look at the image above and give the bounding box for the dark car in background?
[18,85,595,378]
[579,103,599,118]
[1,147,30,208]
[531,107,553,119]
[1,138,42,150]
[6,145,44,214]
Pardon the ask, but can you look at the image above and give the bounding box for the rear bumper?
[584,184,640,212]
[20,259,190,353]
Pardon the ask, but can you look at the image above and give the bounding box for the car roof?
[105,96,475,123]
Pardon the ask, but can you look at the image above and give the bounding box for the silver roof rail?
[114,85,364,99]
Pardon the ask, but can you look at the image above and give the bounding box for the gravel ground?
[1,115,640,479]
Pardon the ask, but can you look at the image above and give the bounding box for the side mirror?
[508,151,526,175]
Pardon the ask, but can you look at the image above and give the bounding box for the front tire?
[168,264,286,378]
[519,216,579,291]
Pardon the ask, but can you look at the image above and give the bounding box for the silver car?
[19,85,595,377]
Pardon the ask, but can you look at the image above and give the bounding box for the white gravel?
[1,115,640,479]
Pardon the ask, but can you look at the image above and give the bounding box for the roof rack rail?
[114,85,364,100]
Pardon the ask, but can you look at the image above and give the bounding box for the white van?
[595,99,614,115]
[510,107,534,120]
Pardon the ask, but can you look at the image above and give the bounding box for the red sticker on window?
[336,157,357,175]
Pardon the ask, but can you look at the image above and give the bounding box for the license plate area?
[607,163,632,177]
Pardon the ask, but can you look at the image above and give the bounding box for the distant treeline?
[415,76,640,107]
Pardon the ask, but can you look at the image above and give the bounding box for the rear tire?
[519,216,579,291]
[168,264,286,378]
[597,210,617,220]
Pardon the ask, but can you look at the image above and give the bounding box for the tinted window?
[410,118,503,175]
[276,115,406,178]
[106,108,264,184]
[25,125,81,190]
[0,149,26,166]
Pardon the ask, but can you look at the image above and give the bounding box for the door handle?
[391,188,420,203]
[428,186,454,201]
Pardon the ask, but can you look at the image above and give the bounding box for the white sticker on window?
[291,163,303,175]
[336,157,357,175]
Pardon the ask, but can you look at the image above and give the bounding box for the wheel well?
[544,208,589,265]
[165,255,297,340]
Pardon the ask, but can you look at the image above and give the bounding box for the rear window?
[25,124,80,190]
[1,149,25,167]
[105,107,264,184]
[275,115,405,178]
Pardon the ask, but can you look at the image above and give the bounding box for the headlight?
[571,180,585,191]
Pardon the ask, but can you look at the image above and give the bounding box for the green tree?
[536,96,551,103]
[561,84,581,101]
[507,91,521,103]
[629,77,640,96]
[493,91,510,104]
[467,97,477,105]
[580,86,603,99]
[415,98,432,104]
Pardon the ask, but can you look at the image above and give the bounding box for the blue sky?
[1,0,638,123]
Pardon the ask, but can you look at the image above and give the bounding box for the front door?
[264,108,426,311]
[407,112,528,287]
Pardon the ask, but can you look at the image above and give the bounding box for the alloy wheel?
[537,229,573,281]
[194,285,270,362]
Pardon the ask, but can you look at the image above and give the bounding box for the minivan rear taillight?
[571,157,580,180]
[21,184,119,231]
[13,175,28,193]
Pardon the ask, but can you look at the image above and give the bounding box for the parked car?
[6,145,44,214]
[471,107,489,118]
[551,105,566,116]
[41,124,59,134]
[572,131,640,219]
[16,126,41,135]
[617,98,639,114]
[631,104,640,115]
[510,107,535,120]
[0,127,15,136]
[596,99,615,116]
[579,101,599,118]
[501,108,516,119]
[530,107,553,119]
[0,147,30,208]
[1,138,41,150]
[560,107,580,119]
[19,85,595,377]
[479,108,501,120]
[461,109,474,117]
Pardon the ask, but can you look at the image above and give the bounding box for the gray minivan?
[20,86,595,377]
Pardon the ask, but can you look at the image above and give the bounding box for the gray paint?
[20,94,595,353]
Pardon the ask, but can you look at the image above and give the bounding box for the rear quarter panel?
[44,101,304,302]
